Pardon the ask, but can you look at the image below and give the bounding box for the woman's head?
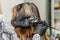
[16,3,40,19]
[12,2,41,36]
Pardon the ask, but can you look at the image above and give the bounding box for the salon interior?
[0,0,60,40]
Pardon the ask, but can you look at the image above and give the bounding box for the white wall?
[24,0,49,21]
[1,0,24,21]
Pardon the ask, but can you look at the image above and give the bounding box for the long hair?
[12,2,41,40]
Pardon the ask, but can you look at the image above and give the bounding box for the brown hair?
[12,3,41,40]
[16,3,40,19]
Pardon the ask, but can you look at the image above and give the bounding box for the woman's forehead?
[23,4,32,15]
[16,3,39,18]
[17,4,32,16]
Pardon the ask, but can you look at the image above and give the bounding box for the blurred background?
[1,0,60,40]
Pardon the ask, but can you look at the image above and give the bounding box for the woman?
[11,2,50,40]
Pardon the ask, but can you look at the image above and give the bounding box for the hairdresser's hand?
[32,21,48,36]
